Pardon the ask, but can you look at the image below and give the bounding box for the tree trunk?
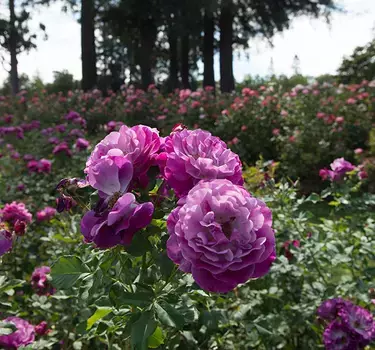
[219,1,234,93]
[9,0,19,95]
[168,29,179,91]
[81,0,97,91]
[139,23,155,90]
[180,34,190,89]
[203,11,215,90]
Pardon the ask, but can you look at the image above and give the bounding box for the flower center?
[221,217,235,238]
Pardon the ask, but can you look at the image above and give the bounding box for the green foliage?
[338,39,375,83]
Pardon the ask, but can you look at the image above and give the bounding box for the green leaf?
[155,303,185,329]
[148,326,165,348]
[158,252,175,279]
[254,324,273,335]
[110,283,153,308]
[87,307,112,330]
[51,256,89,289]
[306,193,321,203]
[126,234,152,257]
[131,312,157,350]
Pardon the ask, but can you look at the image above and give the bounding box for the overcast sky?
[0,0,374,84]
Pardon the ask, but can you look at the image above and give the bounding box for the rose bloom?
[31,266,55,296]
[35,321,50,336]
[323,321,357,350]
[330,158,355,180]
[0,202,32,227]
[167,179,276,293]
[53,142,72,157]
[36,207,56,222]
[81,193,154,249]
[0,317,35,348]
[76,138,90,151]
[159,129,243,197]
[85,125,160,189]
[354,148,363,155]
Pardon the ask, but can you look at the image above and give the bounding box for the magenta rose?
[0,317,35,348]
[330,158,355,180]
[81,193,154,249]
[85,125,161,188]
[160,129,243,197]
[0,202,32,227]
[167,179,275,293]
[76,138,90,151]
[31,266,55,296]
[36,207,57,222]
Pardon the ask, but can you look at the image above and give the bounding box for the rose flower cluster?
[77,124,276,293]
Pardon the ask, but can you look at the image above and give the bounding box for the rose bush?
[0,82,374,349]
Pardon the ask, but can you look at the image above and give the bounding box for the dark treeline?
[1,0,338,95]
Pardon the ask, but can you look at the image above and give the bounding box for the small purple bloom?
[76,138,90,151]
[166,179,275,293]
[53,142,72,157]
[330,158,355,180]
[31,266,55,295]
[0,317,35,348]
[80,193,154,249]
[161,129,243,197]
[317,298,352,321]
[36,207,57,222]
[35,321,50,336]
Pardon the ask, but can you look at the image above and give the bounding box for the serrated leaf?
[87,307,112,330]
[51,256,89,289]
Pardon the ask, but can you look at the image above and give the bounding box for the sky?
[0,0,374,84]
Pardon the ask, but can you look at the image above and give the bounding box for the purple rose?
[34,321,50,336]
[323,321,357,350]
[76,138,90,151]
[161,129,243,197]
[87,156,133,197]
[167,179,275,293]
[320,158,356,182]
[36,207,57,222]
[330,158,355,180]
[0,317,35,348]
[81,193,154,249]
[317,298,351,321]
[0,202,32,227]
[38,159,52,173]
[85,125,161,188]
[339,303,375,344]
[53,142,72,157]
[31,266,54,295]
[0,229,12,256]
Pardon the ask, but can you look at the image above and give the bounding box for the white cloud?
[0,0,374,85]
